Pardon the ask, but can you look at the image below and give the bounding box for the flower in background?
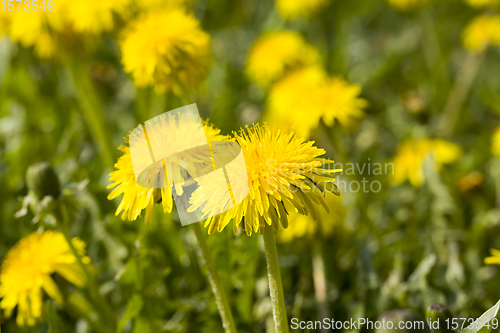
[0,8,66,57]
[275,0,330,20]
[457,171,484,192]
[0,231,89,326]
[279,194,345,242]
[267,67,367,137]
[464,0,500,8]
[62,0,132,34]
[391,138,462,187]
[492,126,500,157]
[108,121,228,225]
[134,0,190,10]
[485,249,500,264]
[387,0,428,10]
[246,31,320,87]
[120,9,211,94]
[189,123,341,235]
[462,15,500,53]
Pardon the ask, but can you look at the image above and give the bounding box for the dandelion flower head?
[108,118,229,225]
[0,231,89,326]
[392,138,462,187]
[462,15,500,53]
[246,31,320,87]
[275,0,330,20]
[485,249,500,265]
[189,123,341,236]
[120,9,212,94]
[267,66,367,137]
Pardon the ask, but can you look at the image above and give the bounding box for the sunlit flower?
[462,15,500,53]
[275,0,330,20]
[189,123,341,236]
[134,0,189,10]
[62,0,132,34]
[245,31,320,87]
[0,8,66,57]
[120,9,211,93]
[387,0,428,10]
[485,249,500,265]
[267,67,367,137]
[464,0,500,8]
[492,126,500,157]
[107,120,228,225]
[0,231,89,326]
[391,138,462,187]
[279,194,345,242]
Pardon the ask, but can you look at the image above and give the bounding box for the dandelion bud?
[26,162,61,200]
[376,309,430,333]
[426,304,454,333]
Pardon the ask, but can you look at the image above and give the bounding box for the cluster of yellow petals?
[0,231,89,326]
[391,138,462,187]
[462,15,500,52]
[267,66,367,137]
[275,0,330,20]
[245,31,320,87]
[190,123,340,236]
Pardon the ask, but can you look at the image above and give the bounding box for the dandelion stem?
[68,63,116,168]
[191,222,237,333]
[53,207,116,330]
[438,51,484,138]
[262,225,289,333]
[312,242,329,333]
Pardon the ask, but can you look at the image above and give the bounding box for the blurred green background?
[2,0,500,332]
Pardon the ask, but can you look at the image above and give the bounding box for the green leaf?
[116,294,144,333]
[47,302,73,333]
[456,299,500,333]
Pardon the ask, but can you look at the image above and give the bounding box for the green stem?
[262,225,289,333]
[437,51,484,138]
[53,207,116,330]
[68,63,116,168]
[312,242,329,333]
[191,222,237,333]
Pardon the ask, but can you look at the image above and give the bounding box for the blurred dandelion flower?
[392,138,462,187]
[279,194,345,242]
[62,0,132,34]
[134,0,189,10]
[0,231,89,326]
[387,0,428,10]
[120,9,211,94]
[267,67,367,137]
[464,0,500,7]
[492,126,500,158]
[462,15,500,53]
[190,123,341,236]
[485,249,500,264]
[246,31,320,87]
[0,9,66,57]
[107,120,228,225]
[275,0,329,20]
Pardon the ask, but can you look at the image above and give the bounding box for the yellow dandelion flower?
[462,15,500,53]
[464,0,500,8]
[120,9,211,93]
[279,194,345,242]
[1,7,66,58]
[275,0,329,20]
[0,231,89,326]
[189,123,341,236]
[245,31,320,87]
[387,0,428,10]
[107,119,229,225]
[61,0,132,34]
[492,126,500,158]
[485,249,500,264]
[267,67,367,137]
[134,0,189,10]
[391,138,462,187]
